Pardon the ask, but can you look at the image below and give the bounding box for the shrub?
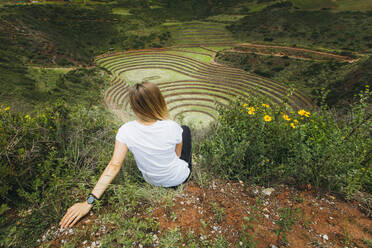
[0,101,117,206]
[200,86,371,198]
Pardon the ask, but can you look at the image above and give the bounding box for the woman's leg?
[180,125,192,171]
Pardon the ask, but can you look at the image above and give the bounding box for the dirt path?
[30,66,96,71]
[228,48,324,62]
[237,43,358,63]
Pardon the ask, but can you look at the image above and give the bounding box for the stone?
[262,188,275,196]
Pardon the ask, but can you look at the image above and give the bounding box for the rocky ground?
[38,180,372,247]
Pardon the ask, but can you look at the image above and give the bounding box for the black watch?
[87,193,99,205]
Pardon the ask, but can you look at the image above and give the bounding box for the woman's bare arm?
[175,141,182,157]
[90,140,128,199]
[59,140,128,228]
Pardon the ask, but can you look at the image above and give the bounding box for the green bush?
[200,86,371,198]
[0,101,121,247]
[0,101,116,206]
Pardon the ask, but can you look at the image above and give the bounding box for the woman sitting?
[59,82,192,228]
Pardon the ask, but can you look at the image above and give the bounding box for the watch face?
[87,195,95,204]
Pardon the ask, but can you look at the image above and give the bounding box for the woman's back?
[116,119,190,187]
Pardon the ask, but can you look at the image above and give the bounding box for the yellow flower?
[247,107,256,115]
[282,114,291,121]
[361,168,365,171]
[24,115,31,119]
[262,103,270,108]
[294,119,299,124]
[243,103,248,107]
[297,109,307,116]
[264,115,272,122]
[4,107,10,111]
[290,123,296,128]
[298,109,310,117]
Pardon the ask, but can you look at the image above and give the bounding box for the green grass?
[291,0,372,11]
[27,67,66,93]
[206,14,246,22]
[291,0,336,10]
[112,7,131,15]
[117,68,196,83]
[335,0,372,11]
[167,50,212,63]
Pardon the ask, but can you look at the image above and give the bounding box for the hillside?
[0,1,371,248]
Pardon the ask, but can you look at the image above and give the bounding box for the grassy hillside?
[215,51,371,106]
[0,4,171,66]
[227,9,372,51]
[0,4,172,106]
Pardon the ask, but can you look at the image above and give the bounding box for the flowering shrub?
[200,86,371,197]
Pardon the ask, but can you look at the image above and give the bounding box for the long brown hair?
[128,82,169,122]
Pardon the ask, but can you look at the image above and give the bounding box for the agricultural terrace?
[164,21,237,47]
[96,46,313,125]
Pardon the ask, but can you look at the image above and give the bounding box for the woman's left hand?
[59,201,93,228]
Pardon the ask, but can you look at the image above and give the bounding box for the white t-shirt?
[115,119,190,187]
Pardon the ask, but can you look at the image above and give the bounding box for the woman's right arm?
[59,140,128,228]
[175,141,182,157]
[90,140,128,199]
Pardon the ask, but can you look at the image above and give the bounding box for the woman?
[59,82,192,228]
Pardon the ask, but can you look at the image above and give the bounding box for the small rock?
[270,244,278,248]
[262,188,275,196]
[319,207,323,210]
[239,241,243,246]
[322,234,329,240]
[139,244,143,248]
[220,188,225,193]
[83,240,88,245]
[180,201,184,205]
[253,189,259,195]
[329,216,333,220]
[264,214,270,219]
